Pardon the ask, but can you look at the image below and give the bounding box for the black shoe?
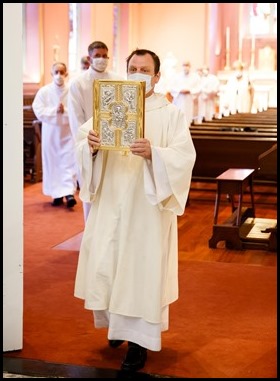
[109,339,125,348]
[65,195,77,208]
[51,197,63,206]
[121,342,147,372]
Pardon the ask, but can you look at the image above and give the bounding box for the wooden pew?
[255,143,277,184]
[213,114,277,125]
[23,107,36,180]
[190,106,277,186]
[212,117,277,125]
[209,107,277,126]
[23,104,42,182]
[192,108,277,132]
[191,132,277,185]
[191,125,277,134]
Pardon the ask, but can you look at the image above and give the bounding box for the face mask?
[127,73,153,94]
[91,57,108,72]
[236,71,243,79]
[53,74,65,86]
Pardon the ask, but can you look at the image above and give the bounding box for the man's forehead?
[53,64,65,71]
[93,47,108,53]
[129,54,154,67]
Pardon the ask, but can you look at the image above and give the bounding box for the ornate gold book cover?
[93,79,145,152]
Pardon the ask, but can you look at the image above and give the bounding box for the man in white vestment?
[74,48,196,372]
[80,55,90,71]
[223,61,253,115]
[32,62,77,208]
[68,41,124,222]
[169,61,201,127]
[196,65,220,123]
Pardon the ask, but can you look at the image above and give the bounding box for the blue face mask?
[127,73,153,94]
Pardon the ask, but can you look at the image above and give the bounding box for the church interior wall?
[23,3,277,95]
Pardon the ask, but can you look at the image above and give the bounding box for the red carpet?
[4,183,277,378]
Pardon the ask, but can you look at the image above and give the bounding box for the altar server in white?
[223,60,253,115]
[68,41,124,222]
[32,62,77,208]
[169,61,201,126]
[196,65,220,123]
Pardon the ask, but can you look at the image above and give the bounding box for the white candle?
[239,3,243,54]
[251,34,255,52]
[239,34,242,53]
[238,34,243,61]
[53,44,60,61]
[226,27,230,52]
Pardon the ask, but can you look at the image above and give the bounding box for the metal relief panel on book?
[93,80,145,152]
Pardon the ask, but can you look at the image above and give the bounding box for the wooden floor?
[23,177,277,266]
[5,178,276,378]
[180,181,277,266]
[17,104,277,378]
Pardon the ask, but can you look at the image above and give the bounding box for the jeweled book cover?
[93,79,145,152]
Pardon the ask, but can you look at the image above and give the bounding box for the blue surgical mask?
[127,73,153,94]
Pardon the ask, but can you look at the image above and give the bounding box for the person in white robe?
[223,61,253,115]
[74,48,196,372]
[196,65,220,123]
[68,41,124,222]
[80,55,90,71]
[32,62,77,208]
[169,61,201,127]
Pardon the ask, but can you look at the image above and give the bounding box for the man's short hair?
[88,41,108,55]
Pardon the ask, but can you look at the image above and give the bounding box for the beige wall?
[42,4,70,85]
[23,3,277,92]
[135,3,207,71]
[28,3,210,85]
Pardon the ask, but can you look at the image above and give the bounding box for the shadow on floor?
[3,357,177,379]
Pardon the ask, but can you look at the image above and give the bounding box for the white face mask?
[127,73,153,94]
[91,57,108,72]
[236,70,243,79]
[53,74,65,86]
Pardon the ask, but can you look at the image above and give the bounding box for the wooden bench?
[23,105,42,182]
[191,123,277,134]
[191,133,277,185]
[256,143,277,184]
[191,125,276,134]
[212,115,277,125]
